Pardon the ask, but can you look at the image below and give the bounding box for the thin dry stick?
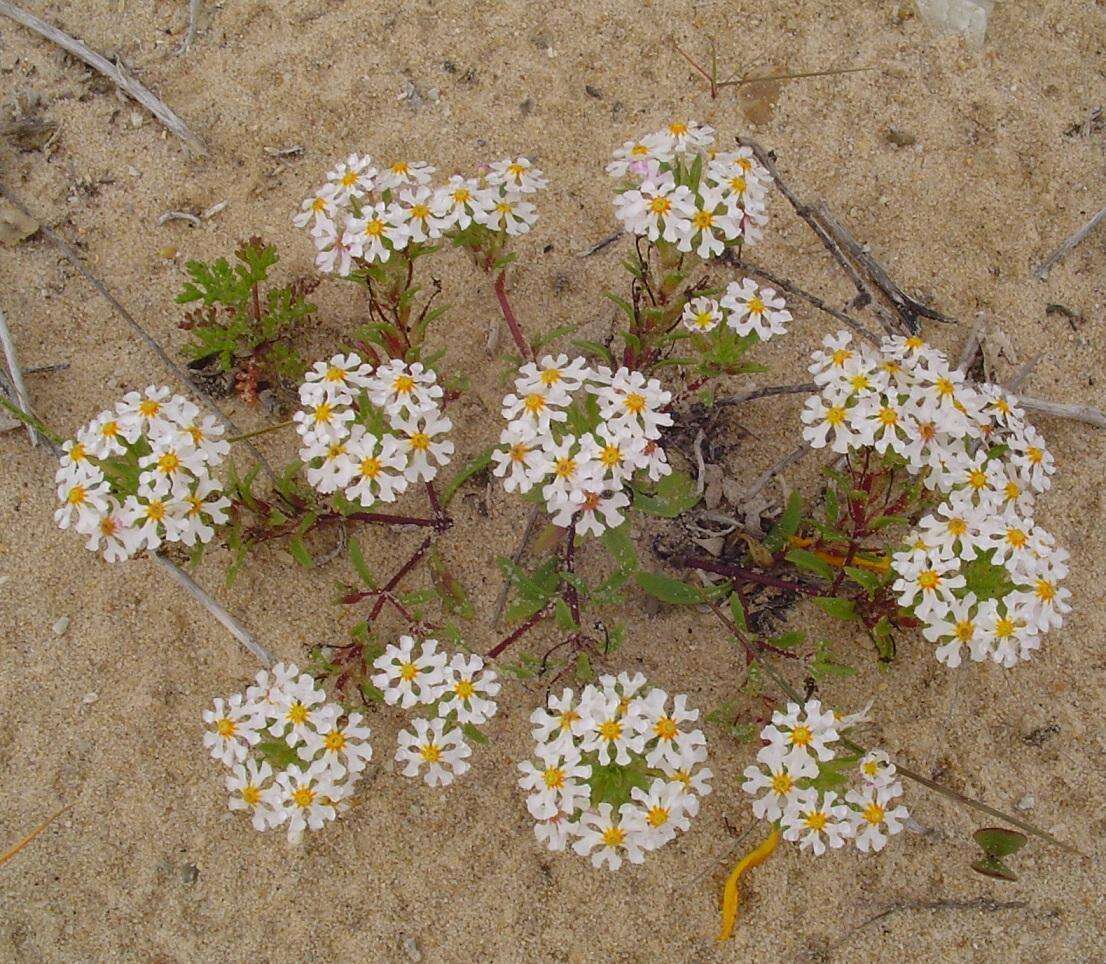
[956,324,983,373]
[181,0,201,53]
[0,184,278,484]
[0,306,36,446]
[712,382,816,408]
[1033,202,1106,279]
[1017,396,1106,429]
[743,444,809,502]
[151,552,274,666]
[490,503,541,626]
[0,803,72,869]
[0,1,206,155]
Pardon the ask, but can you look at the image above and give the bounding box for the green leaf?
[571,339,614,366]
[970,855,1018,882]
[553,597,577,632]
[600,523,637,572]
[870,616,895,662]
[812,596,857,620]
[287,536,314,568]
[973,828,1028,858]
[960,551,1016,602]
[632,470,701,518]
[429,551,475,619]
[844,565,881,594]
[728,592,749,633]
[764,491,802,551]
[461,722,489,745]
[256,740,300,769]
[440,445,495,507]
[586,758,651,808]
[347,538,376,587]
[785,548,834,580]
[766,630,804,649]
[810,640,856,679]
[635,570,702,605]
[358,681,385,703]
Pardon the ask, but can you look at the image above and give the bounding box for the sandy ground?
[1,0,1105,960]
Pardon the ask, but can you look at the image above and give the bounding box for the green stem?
[226,419,295,444]
[0,394,63,446]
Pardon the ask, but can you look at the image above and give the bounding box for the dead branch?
[712,382,816,408]
[1017,395,1106,429]
[490,503,541,627]
[0,306,35,445]
[1033,202,1106,279]
[0,1,206,155]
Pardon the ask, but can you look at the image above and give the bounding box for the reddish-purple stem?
[493,270,532,360]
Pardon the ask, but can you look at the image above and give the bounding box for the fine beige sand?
[1,1,1104,960]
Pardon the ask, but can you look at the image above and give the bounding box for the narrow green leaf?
[785,548,834,580]
[764,491,802,551]
[635,571,702,605]
[812,596,857,620]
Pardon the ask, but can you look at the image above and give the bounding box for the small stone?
[129,110,144,128]
[126,165,141,177]
[81,692,99,705]
[885,127,917,147]
[519,98,533,116]
[401,936,422,962]
[1015,794,1036,812]
[180,863,199,884]
[584,84,603,99]
[52,616,70,636]
[158,245,177,260]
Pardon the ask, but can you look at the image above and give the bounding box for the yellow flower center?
[324,730,346,752]
[408,431,431,451]
[539,369,562,386]
[419,743,441,764]
[99,515,118,536]
[507,163,525,177]
[410,203,430,219]
[862,803,884,825]
[601,826,625,847]
[746,295,765,315]
[770,772,793,796]
[825,406,846,426]
[326,442,347,461]
[599,444,621,467]
[789,725,812,747]
[917,569,940,591]
[364,218,384,237]
[691,210,714,230]
[947,517,967,537]
[324,366,347,383]
[312,196,328,212]
[623,392,646,414]
[138,400,161,417]
[849,374,870,391]
[1005,528,1027,548]
[728,175,746,193]
[830,348,852,367]
[186,495,203,517]
[935,377,955,397]
[630,143,649,156]
[878,406,898,427]
[542,766,564,790]
[1004,481,1020,501]
[287,702,308,725]
[1035,578,1055,602]
[144,500,166,522]
[241,784,261,806]
[954,619,975,642]
[1026,446,1043,465]
[803,811,828,832]
[523,393,546,414]
[399,662,419,682]
[157,451,181,474]
[292,786,315,808]
[453,679,475,700]
[558,710,578,731]
[451,187,471,203]
[391,162,410,175]
[495,201,513,214]
[554,457,576,479]
[100,420,119,438]
[509,443,529,463]
[646,806,669,828]
[967,469,987,489]
[648,196,671,215]
[693,310,714,329]
[668,122,688,136]
[994,616,1015,639]
[905,336,924,351]
[597,719,622,742]
[215,718,235,738]
[340,171,358,187]
[359,457,381,479]
[66,485,86,505]
[654,717,678,741]
[68,442,87,463]
[187,426,204,445]
[393,374,415,394]
[313,401,333,424]
[862,761,879,777]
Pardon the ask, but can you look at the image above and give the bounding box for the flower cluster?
[53,386,230,562]
[681,277,791,342]
[518,673,711,870]
[295,153,546,275]
[202,663,372,843]
[371,635,500,787]
[493,355,672,535]
[742,700,909,855]
[295,353,453,506]
[800,332,1069,669]
[609,121,771,253]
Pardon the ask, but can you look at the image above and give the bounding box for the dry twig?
[0,1,206,155]
[0,306,35,445]
[490,504,541,627]
[1017,396,1106,429]
[180,0,201,54]
[577,230,623,257]
[1033,202,1106,279]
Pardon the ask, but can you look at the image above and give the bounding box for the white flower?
[368,360,444,417]
[397,185,451,242]
[857,750,900,791]
[518,744,591,820]
[326,152,377,200]
[244,662,302,716]
[276,759,347,843]
[303,435,357,495]
[501,386,568,436]
[474,190,537,236]
[606,132,673,178]
[267,672,327,744]
[612,173,694,243]
[629,778,691,850]
[393,410,455,482]
[396,717,472,787]
[121,484,189,552]
[487,157,548,193]
[529,688,583,753]
[298,704,373,779]
[891,550,965,622]
[377,159,435,191]
[203,694,262,766]
[226,759,283,832]
[83,409,135,457]
[571,803,647,870]
[846,784,909,852]
[721,278,791,341]
[343,428,409,507]
[434,175,487,229]
[660,120,714,154]
[371,635,448,708]
[979,598,1040,667]
[80,497,140,562]
[682,296,723,333]
[979,505,1037,570]
[294,182,342,227]
[761,699,840,766]
[589,368,673,439]
[438,653,500,725]
[1008,425,1055,492]
[553,482,630,537]
[577,690,646,766]
[923,592,994,668]
[300,353,373,404]
[533,813,574,852]
[174,412,229,464]
[491,426,546,494]
[115,386,180,437]
[808,331,857,385]
[849,393,916,457]
[636,690,705,769]
[293,394,356,444]
[538,435,592,504]
[741,744,814,821]
[54,466,110,531]
[676,187,740,258]
[171,476,231,547]
[1008,547,1070,634]
[781,789,853,856]
[138,440,206,495]
[659,744,713,815]
[514,354,591,396]
[344,201,410,263]
[578,423,647,485]
[800,391,858,454]
[916,492,989,561]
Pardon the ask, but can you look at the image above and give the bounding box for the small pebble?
[402,936,422,962]
[129,110,144,128]
[52,616,69,636]
[81,692,99,705]
[1015,794,1035,812]
[181,864,199,884]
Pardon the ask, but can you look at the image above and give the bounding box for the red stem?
[563,522,581,627]
[679,556,822,595]
[493,270,532,360]
[486,604,551,659]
